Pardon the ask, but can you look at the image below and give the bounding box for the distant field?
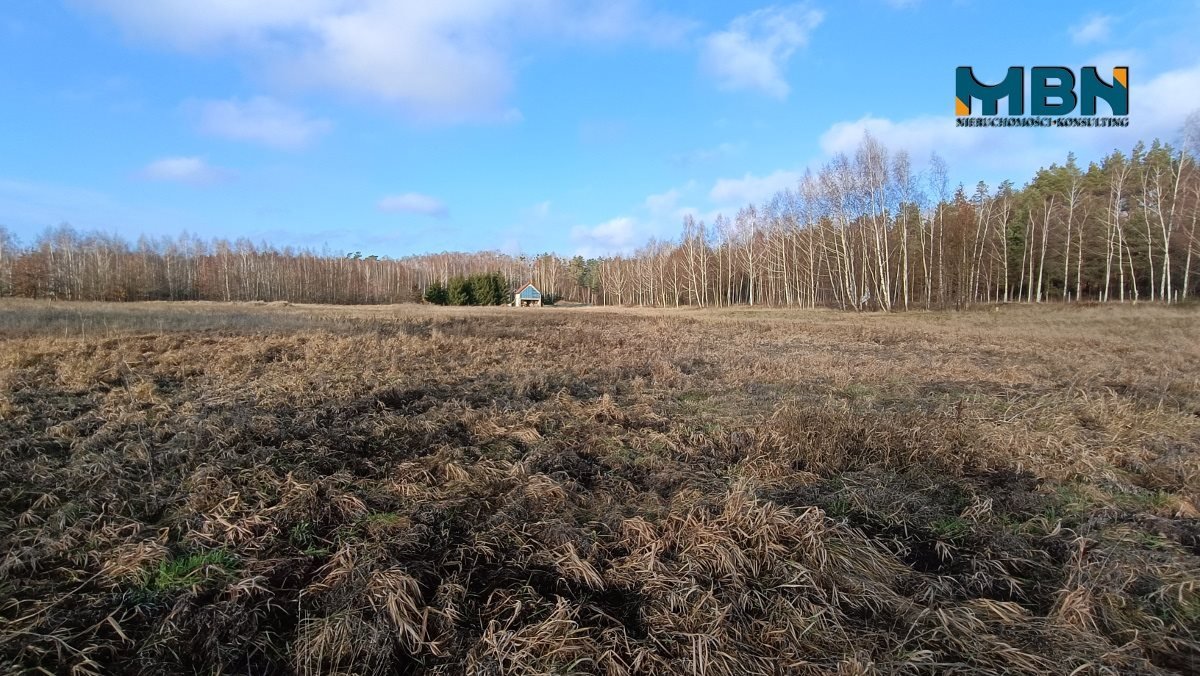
[1,300,1198,674]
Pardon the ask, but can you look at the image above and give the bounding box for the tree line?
[425,273,507,306]
[1,130,1198,310]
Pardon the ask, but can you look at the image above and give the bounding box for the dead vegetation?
[1,301,1198,674]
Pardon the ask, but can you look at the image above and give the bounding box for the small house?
[514,282,542,307]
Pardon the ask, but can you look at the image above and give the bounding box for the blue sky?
[2,1,1199,258]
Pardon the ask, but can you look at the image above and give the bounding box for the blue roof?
[519,285,541,299]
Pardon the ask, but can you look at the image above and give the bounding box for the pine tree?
[448,276,473,305]
[469,274,494,305]
[488,272,507,305]
[423,281,448,305]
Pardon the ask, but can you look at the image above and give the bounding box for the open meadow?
[1,300,1198,675]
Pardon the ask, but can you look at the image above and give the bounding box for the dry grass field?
[1,299,1198,675]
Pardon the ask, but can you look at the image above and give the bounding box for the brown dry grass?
[1,300,1198,674]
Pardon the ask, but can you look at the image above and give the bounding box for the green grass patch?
[929,516,971,540]
[143,549,237,593]
[1052,482,1177,517]
[1114,489,1175,514]
[824,495,852,518]
[362,511,405,527]
[289,521,316,547]
[361,511,408,536]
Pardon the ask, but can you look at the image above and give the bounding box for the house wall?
[516,286,542,306]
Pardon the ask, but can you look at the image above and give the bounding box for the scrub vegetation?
[1,300,1198,674]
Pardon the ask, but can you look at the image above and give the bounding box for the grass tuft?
[0,300,1197,674]
[143,549,238,593]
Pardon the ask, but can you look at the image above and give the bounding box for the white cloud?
[643,181,704,232]
[0,177,207,234]
[542,1,697,45]
[644,187,683,215]
[78,1,340,48]
[820,115,971,158]
[80,1,690,121]
[529,200,552,219]
[570,216,638,256]
[378,193,448,217]
[564,63,1200,250]
[701,4,823,99]
[675,205,730,228]
[1071,15,1112,45]
[574,182,717,256]
[1087,49,1141,71]
[669,141,743,166]
[815,61,1200,182]
[710,169,801,205]
[287,4,514,121]
[139,157,225,185]
[818,113,1085,181]
[194,96,332,149]
[1135,62,1200,137]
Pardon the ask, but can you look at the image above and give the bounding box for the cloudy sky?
[2,1,1199,257]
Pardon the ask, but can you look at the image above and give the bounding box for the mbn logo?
[956,66,1128,116]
